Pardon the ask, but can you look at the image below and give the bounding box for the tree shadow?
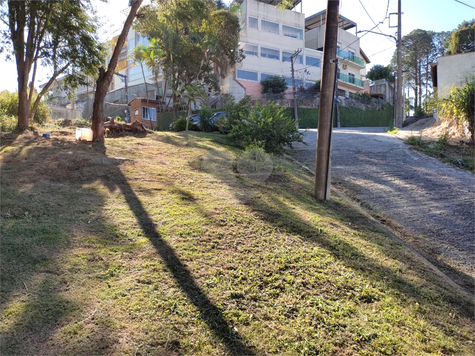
[0,133,255,355]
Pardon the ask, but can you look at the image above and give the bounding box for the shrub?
[0,114,16,132]
[218,96,252,134]
[198,106,214,132]
[439,78,475,144]
[0,90,50,126]
[407,135,424,147]
[173,116,187,131]
[261,75,288,94]
[228,101,304,155]
[414,106,425,118]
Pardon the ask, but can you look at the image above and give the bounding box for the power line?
[358,0,392,44]
[454,0,475,10]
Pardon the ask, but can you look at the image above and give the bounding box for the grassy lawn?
[1,128,474,355]
[406,135,474,173]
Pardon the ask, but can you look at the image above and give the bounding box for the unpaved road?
[289,127,475,285]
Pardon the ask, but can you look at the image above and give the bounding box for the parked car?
[189,114,200,130]
[209,111,229,130]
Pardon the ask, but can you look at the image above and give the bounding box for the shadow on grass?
[239,177,474,317]
[0,133,255,355]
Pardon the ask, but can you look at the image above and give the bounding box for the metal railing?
[337,72,365,87]
[337,49,365,66]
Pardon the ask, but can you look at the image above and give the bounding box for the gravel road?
[288,127,475,282]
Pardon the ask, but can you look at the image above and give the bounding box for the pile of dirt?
[397,116,470,143]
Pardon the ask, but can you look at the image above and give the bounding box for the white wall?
[437,52,475,98]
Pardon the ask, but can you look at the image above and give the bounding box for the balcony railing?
[337,72,365,87]
[337,49,365,66]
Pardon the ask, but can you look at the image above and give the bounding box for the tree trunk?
[91,0,143,141]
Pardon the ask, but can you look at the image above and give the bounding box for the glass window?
[282,51,302,64]
[249,17,258,30]
[243,44,258,56]
[304,81,316,89]
[260,73,274,81]
[348,72,356,84]
[306,56,321,67]
[282,51,292,62]
[237,69,258,81]
[282,25,303,40]
[261,20,279,34]
[261,47,279,60]
[284,77,302,87]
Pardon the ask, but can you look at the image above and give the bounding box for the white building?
[222,0,369,101]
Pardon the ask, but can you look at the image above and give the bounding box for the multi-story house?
[222,0,369,101]
[304,9,370,98]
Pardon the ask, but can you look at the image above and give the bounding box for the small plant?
[173,116,187,131]
[414,106,425,118]
[198,106,214,132]
[407,135,424,147]
[385,124,399,134]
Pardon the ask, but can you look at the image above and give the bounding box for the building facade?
[222,0,369,101]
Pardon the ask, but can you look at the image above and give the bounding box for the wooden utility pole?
[395,0,403,128]
[314,0,340,200]
[291,49,302,127]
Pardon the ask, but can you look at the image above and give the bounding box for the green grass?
[1,128,474,355]
[407,135,474,172]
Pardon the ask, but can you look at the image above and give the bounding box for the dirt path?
[288,127,475,289]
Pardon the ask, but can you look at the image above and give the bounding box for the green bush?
[198,106,214,132]
[228,101,304,155]
[261,75,288,94]
[439,78,475,144]
[0,90,50,126]
[218,96,252,134]
[414,106,425,118]
[0,114,17,132]
[173,116,187,131]
[407,135,424,147]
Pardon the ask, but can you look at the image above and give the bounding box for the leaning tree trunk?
[91,0,143,141]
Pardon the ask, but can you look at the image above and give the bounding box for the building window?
[261,20,279,34]
[282,51,302,64]
[282,25,303,40]
[348,72,356,84]
[249,17,258,30]
[142,106,156,121]
[237,69,258,81]
[261,47,279,60]
[306,56,321,67]
[337,88,346,97]
[285,77,302,87]
[243,43,258,56]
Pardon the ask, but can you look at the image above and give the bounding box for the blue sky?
[1,0,473,93]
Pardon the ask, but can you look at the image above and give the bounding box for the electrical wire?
[358,0,392,44]
[454,0,475,10]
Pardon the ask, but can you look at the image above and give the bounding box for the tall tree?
[91,0,143,141]
[366,64,395,83]
[392,29,435,111]
[446,19,475,55]
[134,0,242,119]
[1,0,103,131]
